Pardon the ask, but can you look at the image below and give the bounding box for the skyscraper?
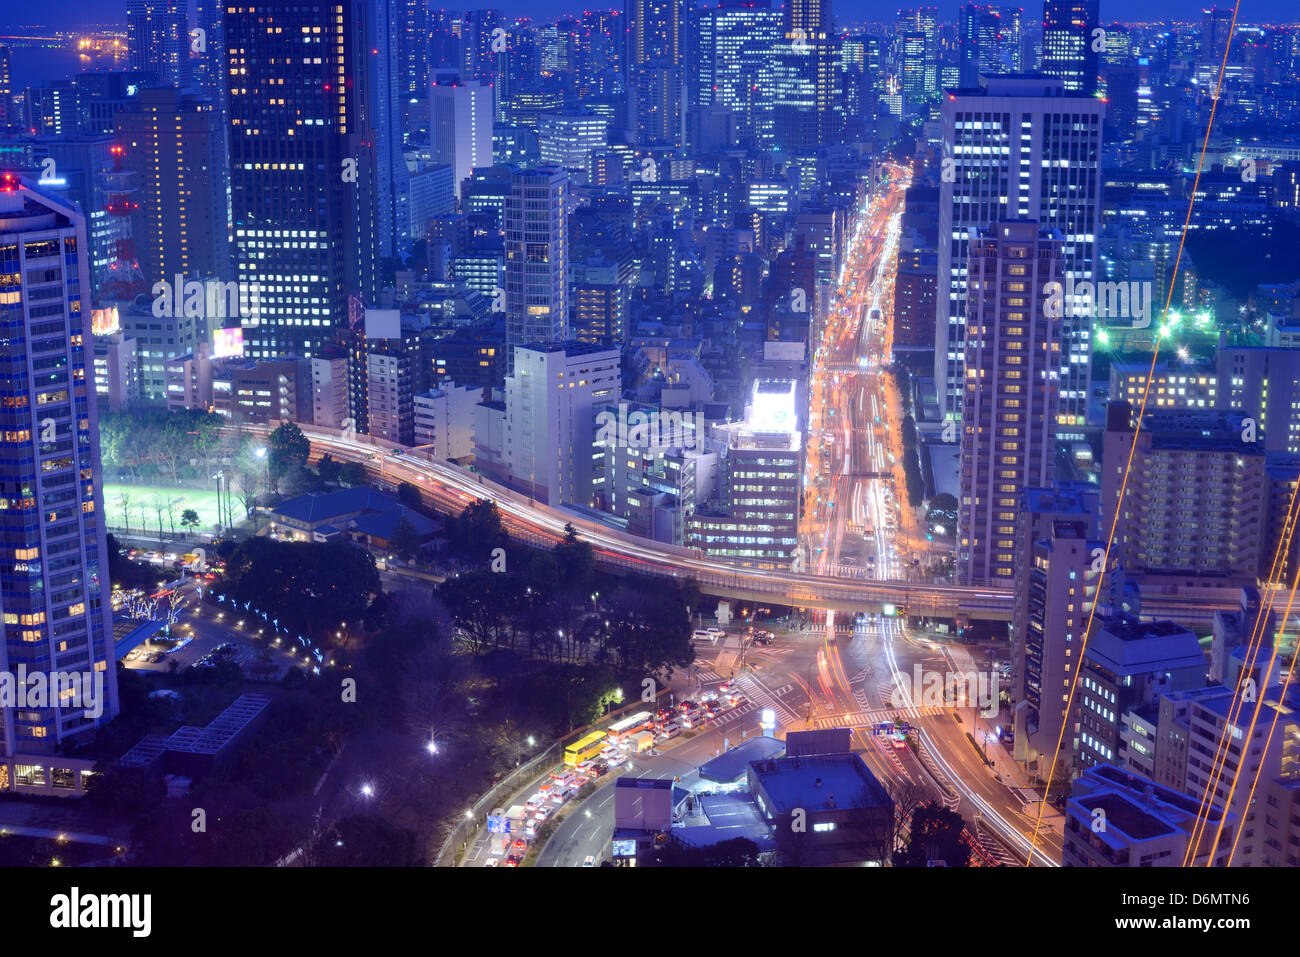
[114,87,229,286]
[429,72,494,201]
[937,75,1104,425]
[625,0,686,145]
[504,166,569,371]
[364,0,413,259]
[771,0,842,149]
[0,176,121,785]
[695,0,781,145]
[957,222,1063,585]
[224,0,378,359]
[1041,0,1099,95]
[127,0,190,87]
[1011,484,1102,778]
[958,4,1001,87]
[898,7,939,101]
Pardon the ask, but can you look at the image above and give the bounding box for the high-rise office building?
[1011,484,1102,778]
[475,342,620,505]
[429,72,494,201]
[958,4,1002,87]
[538,112,609,178]
[625,0,685,146]
[192,0,227,97]
[127,0,189,87]
[1075,618,1205,772]
[0,177,120,791]
[897,7,939,103]
[1103,405,1270,591]
[0,46,11,125]
[771,0,841,149]
[364,0,413,258]
[1041,0,1099,95]
[686,379,803,569]
[114,86,229,287]
[1215,342,1300,457]
[398,0,431,101]
[937,75,1104,425]
[225,0,378,359]
[957,222,1063,585]
[695,0,781,145]
[504,166,569,372]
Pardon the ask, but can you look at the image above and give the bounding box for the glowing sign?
[748,379,797,432]
[212,326,245,358]
[91,306,120,336]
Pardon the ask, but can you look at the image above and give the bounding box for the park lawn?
[102,483,224,536]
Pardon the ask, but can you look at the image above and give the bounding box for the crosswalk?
[805,705,946,730]
[736,675,800,724]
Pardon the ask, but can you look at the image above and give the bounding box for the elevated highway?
[245,423,1241,627]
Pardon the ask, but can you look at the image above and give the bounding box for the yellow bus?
[564,731,607,767]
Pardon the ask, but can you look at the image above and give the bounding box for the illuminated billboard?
[747,379,797,432]
[212,326,245,358]
[91,305,120,336]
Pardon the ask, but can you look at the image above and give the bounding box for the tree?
[437,570,511,655]
[396,481,423,511]
[180,508,201,538]
[166,497,183,538]
[893,802,971,867]
[338,461,367,487]
[451,500,507,564]
[314,813,419,866]
[267,421,310,492]
[655,836,761,866]
[317,454,341,485]
[115,492,132,534]
[388,515,423,561]
[222,538,381,641]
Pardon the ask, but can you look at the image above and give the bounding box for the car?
[485,857,500,867]
[679,700,699,713]
[511,838,528,853]
[691,630,715,641]
[125,649,142,662]
[594,764,610,777]
[583,856,596,867]
[605,753,625,768]
[705,627,725,637]
[148,652,165,663]
[504,854,522,867]
[700,691,718,703]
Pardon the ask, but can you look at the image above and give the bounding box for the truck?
[632,731,655,753]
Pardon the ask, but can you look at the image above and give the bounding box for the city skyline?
[0,0,1294,897]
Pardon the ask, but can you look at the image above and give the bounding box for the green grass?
[102,483,225,535]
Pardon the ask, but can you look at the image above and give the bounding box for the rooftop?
[749,752,890,815]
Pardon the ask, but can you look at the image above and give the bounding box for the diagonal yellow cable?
[1025,0,1243,865]
[1212,560,1300,865]
[1183,481,1300,864]
[1224,564,1300,866]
